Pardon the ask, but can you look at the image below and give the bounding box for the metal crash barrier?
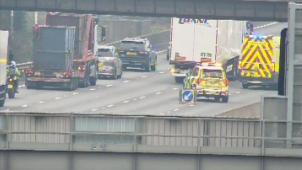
[0,112,302,156]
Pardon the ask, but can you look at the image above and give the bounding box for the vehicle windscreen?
[120,41,146,51]
[203,69,223,79]
[97,49,113,57]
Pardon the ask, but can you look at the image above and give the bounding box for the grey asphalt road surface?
[1,52,276,116]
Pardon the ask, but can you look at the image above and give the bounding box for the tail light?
[63,72,73,78]
[25,70,34,76]
[77,66,86,72]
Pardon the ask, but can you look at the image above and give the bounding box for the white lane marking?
[19,85,25,88]
[229,93,232,96]
[236,91,241,94]
[159,113,165,116]
[98,87,102,89]
[123,100,130,104]
[102,107,105,109]
[254,22,278,30]
[91,109,98,112]
[157,50,167,54]
[64,95,68,98]
[90,88,96,91]
[123,80,130,83]
[141,75,147,78]
[106,84,113,87]
[139,96,146,99]
[3,109,10,112]
[73,93,78,95]
[55,97,62,100]
[173,87,179,91]
[107,105,114,108]
[159,72,165,74]
[174,109,179,112]
[155,92,162,95]
[189,104,195,107]
[167,111,171,114]
[21,105,28,108]
[38,101,45,104]
[133,98,137,101]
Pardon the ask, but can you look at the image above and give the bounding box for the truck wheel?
[68,80,75,91]
[90,77,97,86]
[0,99,5,107]
[242,83,249,89]
[222,96,229,103]
[175,77,184,83]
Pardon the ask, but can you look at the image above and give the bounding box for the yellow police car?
[183,63,230,103]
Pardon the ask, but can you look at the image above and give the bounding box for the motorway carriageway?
[1,52,276,117]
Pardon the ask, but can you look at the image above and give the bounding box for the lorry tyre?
[0,99,4,107]
[222,96,229,103]
[90,77,97,86]
[175,77,184,83]
[67,80,75,91]
[242,83,249,89]
[214,96,220,102]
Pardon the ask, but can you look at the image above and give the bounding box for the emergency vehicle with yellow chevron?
[239,35,280,89]
[183,63,230,103]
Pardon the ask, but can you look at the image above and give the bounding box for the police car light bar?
[201,63,222,67]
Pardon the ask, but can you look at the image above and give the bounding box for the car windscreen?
[97,49,113,57]
[203,69,223,79]
[120,41,146,51]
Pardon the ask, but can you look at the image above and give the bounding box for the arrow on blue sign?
[182,90,194,102]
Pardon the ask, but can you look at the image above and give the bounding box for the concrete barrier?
[217,102,261,118]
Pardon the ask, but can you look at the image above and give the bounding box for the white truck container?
[169,18,246,83]
[0,31,9,107]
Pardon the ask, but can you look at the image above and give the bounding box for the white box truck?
[169,18,246,83]
[0,30,9,107]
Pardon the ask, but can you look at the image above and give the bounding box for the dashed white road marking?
[236,91,241,94]
[73,93,78,95]
[107,105,114,108]
[55,97,62,100]
[174,109,179,112]
[159,72,165,74]
[21,105,28,108]
[90,88,96,91]
[64,95,68,98]
[141,75,147,78]
[139,96,146,99]
[91,109,98,112]
[106,84,113,88]
[3,109,10,112]
[133,98,137,101]
[123,100,130,104]
[189,104,195,107]
[173,87,179,91]
[38,101,45,104]
[159,113,165,116]
[155,92,162,95]
[123,80,130,83]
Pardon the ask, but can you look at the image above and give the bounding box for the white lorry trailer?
[0,30,9,107]
[169,18,246,83]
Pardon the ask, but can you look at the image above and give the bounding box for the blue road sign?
[182,90,194,102]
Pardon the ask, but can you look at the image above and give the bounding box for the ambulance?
[239,35,280,89]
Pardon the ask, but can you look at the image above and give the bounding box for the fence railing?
[1,112,301,155]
